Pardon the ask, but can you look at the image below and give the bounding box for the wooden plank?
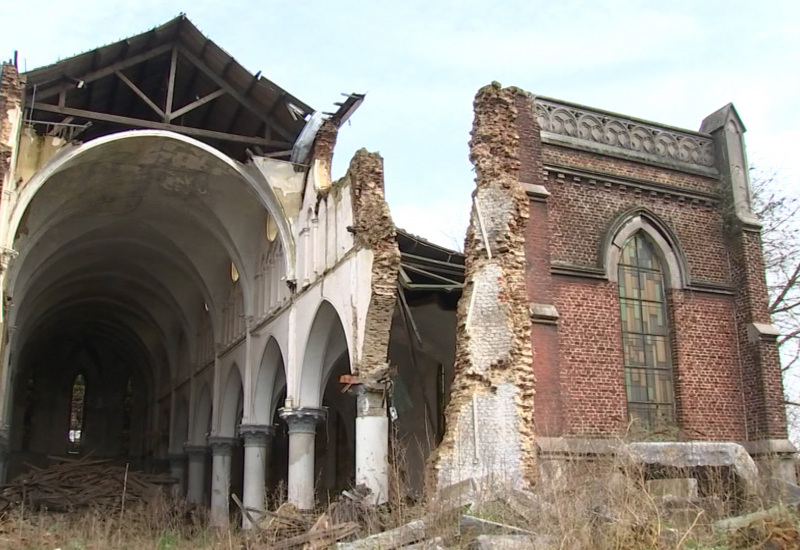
[31,103,293,149]
[168,88,225,121]
[47,116,74,136]
[33,43,173,100]
[177,45,294,142]
[164,47,178,120]
[115,71,165,119]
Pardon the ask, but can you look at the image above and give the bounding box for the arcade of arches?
[0,128,461,528]
[0,20,465,526]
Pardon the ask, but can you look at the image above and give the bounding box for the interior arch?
[2,130,290,473]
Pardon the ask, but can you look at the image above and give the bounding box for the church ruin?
[0,15,794,528]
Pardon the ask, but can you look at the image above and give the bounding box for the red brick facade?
[515,89,788,442]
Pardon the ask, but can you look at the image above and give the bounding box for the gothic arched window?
[68,373,86,453]
[618,233,675,431]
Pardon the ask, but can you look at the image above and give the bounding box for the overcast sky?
[1,0,798,249]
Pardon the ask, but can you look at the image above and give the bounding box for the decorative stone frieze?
[535,97,716,173]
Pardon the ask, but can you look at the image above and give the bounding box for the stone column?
[184,444,208,505]
[239,424,275,529]
[355,389,388,504]
[168,453,186,496]
[0,429,9,485]
[279,407,326,510]
[208,436,236,528]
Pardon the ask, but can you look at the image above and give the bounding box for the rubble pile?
[0,456,175,512]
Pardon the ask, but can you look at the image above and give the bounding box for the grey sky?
[2,0,798,248]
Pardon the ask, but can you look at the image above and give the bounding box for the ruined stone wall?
[347,149,401,378]
[0,63,24,195]
[432,84,536,490]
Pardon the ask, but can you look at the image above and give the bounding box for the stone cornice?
[551,261,733,294]
[535,97,718,176]
[542,165,720,206]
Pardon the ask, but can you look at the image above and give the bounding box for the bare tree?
[751,167,800,412]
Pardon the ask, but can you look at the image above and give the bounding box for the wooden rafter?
[169,89,225,121]
[177,45,293,142]
[31,103,293,149]
[32,43,173,101]
[164,47,178,120]
[115,70,165,119]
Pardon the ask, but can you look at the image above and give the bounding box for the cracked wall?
[432,83,536,491]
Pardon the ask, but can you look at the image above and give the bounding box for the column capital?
[208,436,237,456]
[167,452,186,462]
[238,424,275,446]
[184,444,208,457]
[279,407,326,434]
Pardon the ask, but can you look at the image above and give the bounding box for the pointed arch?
[192,384,213,443]
[219,364,244,437]
[172,395,190,451]
[253,337,286,424]
[298,300,350,408]
[603,208,688,289]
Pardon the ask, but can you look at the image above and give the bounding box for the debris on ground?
[0,455,175,512]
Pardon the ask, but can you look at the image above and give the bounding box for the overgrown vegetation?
[1,443,796,549]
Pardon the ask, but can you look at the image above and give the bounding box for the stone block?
[628,442,759,493]
[468,534,556,550]
[646,478,698,499]
[712,505,793,532]
[402,538,444,550]
[336,519,425,549]
[459,515,533,536]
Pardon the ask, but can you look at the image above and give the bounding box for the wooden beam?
[115,71,165,119]
[168,89,225,121]
[47,116,74,136]
[164,47,178,121]
[176,45,294,142]
[33,43,173,101]
[31,103,293,149]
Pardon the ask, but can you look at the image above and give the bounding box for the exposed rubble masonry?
[347,148,401,381]
[432,83,537,491]
[309,119,400,382]
[310,120,338,192]
[0,64,24,195]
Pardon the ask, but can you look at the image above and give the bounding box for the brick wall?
[516,90,785,442]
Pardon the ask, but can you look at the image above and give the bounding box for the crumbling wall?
[0,63,24,196]
[432,83,536,490]
[310,120,339,193]
[304,118,400,380]
[346,149,401,379]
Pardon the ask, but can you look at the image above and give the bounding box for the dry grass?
[1,446,798,549]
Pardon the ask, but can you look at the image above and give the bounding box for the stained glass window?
[618,234,675,431]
